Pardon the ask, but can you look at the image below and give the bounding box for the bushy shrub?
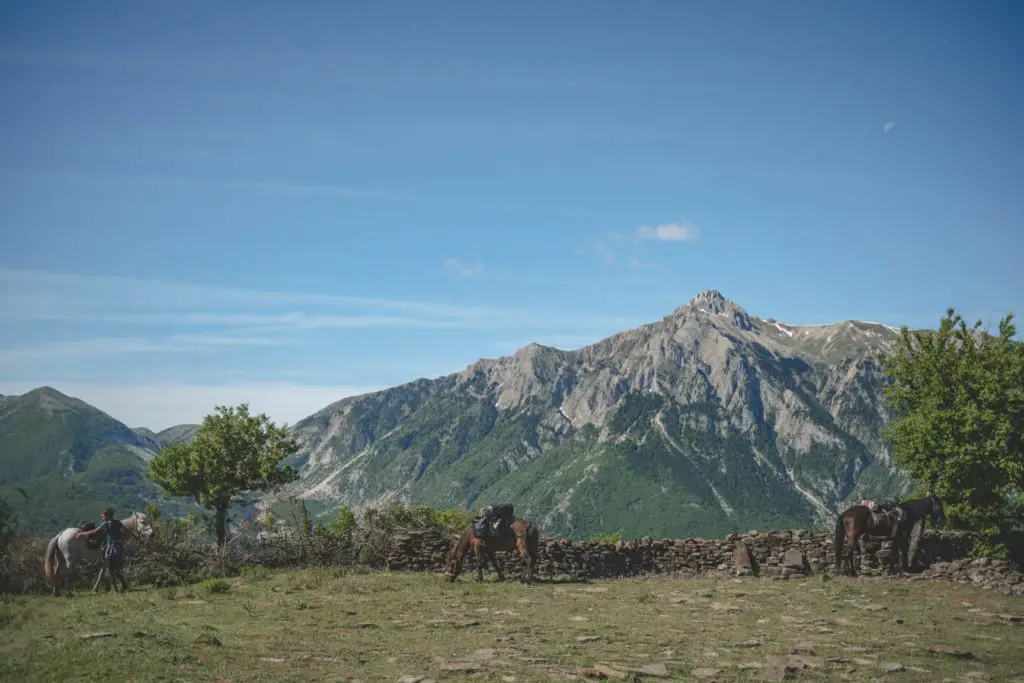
[590,531,623,544]
[0,500,475,594]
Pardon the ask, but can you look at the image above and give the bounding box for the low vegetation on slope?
[2,570,1022,682]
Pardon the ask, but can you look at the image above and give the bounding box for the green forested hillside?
[0,388,194,534]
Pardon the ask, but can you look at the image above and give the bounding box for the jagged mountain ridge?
[281,290,911,539]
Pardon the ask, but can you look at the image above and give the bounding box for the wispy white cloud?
[0,267,496,320]
[21,311,471,331]
[0,166,617,220]
[634,219,701,242]
[0,335,287,363]
[628,256,663,271]
[584,218,699,271]
[884,121,896,133]
[0,268,645,356]
[442,258,486,278]
[0,380,381,431]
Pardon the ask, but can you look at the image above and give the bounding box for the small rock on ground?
[439,662,484,672]
[626,663,670,677]
[580,664,629,680]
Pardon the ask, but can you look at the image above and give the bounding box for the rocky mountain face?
[281,291,911,540]
[0,387,196,533]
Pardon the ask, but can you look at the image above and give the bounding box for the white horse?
[43,512,155,597]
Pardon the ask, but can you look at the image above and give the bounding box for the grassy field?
[1,569,1022,682]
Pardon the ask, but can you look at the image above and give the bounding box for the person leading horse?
[75,507,132,593]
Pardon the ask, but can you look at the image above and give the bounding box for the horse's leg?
[516,536,532,584]
[52,552,63,598]
[64,561,74,597]
[846,531,859,578]
[887,534,900,576]
[907,520,924,572]
[474,543,485,583]
[491,549,505,582]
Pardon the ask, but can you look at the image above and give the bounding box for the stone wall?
[388,528,1020,585]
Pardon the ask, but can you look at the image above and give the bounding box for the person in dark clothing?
[76,507,128,593]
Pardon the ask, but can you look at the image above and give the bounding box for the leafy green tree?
[880,308,1023,555]
[147,404,300,547]
[325,505,357,537]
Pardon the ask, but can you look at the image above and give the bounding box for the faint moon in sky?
[884,121,896,133]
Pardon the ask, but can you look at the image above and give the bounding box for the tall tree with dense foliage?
[880,308,1024,555]
[147,404,300,547]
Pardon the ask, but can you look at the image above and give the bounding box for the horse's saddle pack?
[78,521,105,551]
[472,503,514,540]
[868,507,907,536]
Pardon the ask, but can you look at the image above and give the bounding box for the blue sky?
[1,1,1021,429]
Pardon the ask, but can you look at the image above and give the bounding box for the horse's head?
[443,547,460,582]
[444,531,472,582]
[127,512,155,539]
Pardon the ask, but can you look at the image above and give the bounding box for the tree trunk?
[215,504,228,548]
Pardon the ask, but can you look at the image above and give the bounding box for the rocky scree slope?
[279,290,910,540]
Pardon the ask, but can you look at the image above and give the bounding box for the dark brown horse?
[833,504,907,577]
[444,518,539,584]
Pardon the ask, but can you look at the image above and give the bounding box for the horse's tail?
[43,534,60,586]
[833,514,846,572]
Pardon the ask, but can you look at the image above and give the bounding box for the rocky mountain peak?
[684,289,753,331]
[515,342,550,357]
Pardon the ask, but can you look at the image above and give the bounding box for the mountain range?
[1,290,912,538]
[279,290,909,538]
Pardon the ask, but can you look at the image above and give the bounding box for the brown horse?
[833,504,907,577]
[444,518,539,584]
